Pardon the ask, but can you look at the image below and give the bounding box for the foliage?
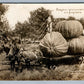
[0,4,9,32]
[15,7,51,39]
[14,21,30,38]
[67,16,76,20]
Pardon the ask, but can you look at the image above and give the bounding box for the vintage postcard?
[0,3,84,80]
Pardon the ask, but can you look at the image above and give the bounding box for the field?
[0,61,84,80]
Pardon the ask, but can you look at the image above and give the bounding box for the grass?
[0,63,83,80]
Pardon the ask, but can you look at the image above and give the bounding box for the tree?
[14,21,29,38]
[67,16,76,20]
[29,7,51,39]
[15,7,51,40]
[0,4,9,33]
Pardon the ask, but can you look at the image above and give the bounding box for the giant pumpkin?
[68,36,84,54]
[39,32,68,57]
[56,20,83,38]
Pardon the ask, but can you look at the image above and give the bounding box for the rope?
[33,20,48,40]
[31,16,53,40]
[38,16,53,39]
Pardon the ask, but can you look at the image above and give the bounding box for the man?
[47,16,52,33]
[7,38,21,71]
[7,43,15,71]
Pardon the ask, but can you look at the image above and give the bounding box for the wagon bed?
[39,54,84,67]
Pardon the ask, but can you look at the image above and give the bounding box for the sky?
[4,4,84,29]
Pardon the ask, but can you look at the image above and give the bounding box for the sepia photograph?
[0,3,84,80]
